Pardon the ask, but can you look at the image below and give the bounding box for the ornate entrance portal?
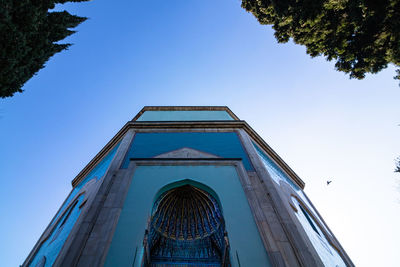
[143,184,230,267]
[24,107,353,267]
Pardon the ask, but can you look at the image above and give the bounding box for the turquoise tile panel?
[136,110,234,121]
[105,165,271,267]
[252,143,338,251]
[253,143,300,190]
[29,195,85,267]
[121,132,253,170]
[292,197,346,266]
[50,141,120,226]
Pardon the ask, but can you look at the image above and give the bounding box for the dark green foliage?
[242,0,400,83]
[0,0,89,98]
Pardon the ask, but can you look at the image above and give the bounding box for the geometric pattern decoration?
[146,185,230,266]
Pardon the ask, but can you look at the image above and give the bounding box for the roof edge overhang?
[132,106,240,121]
[71,121,305,189]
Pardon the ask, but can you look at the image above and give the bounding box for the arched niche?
[143,181,230,266]
[152,179,223,213]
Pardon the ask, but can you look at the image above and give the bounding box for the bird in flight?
[327,181,332,185]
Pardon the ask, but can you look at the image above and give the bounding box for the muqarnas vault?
[24,106,353,267]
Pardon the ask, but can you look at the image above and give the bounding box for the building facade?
[24,106,353,267]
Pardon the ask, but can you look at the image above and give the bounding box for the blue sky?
[1,0,400,266]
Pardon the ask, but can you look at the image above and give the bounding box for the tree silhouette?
[1,0,89,98]
[242,0,400,84]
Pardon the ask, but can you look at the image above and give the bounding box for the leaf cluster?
[0,0,89,98]
[242,0,400,83]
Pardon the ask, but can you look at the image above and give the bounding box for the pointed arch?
[152,179,223,213]
[144,180,230,266]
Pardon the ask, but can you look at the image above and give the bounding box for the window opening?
[299,205,320,236]
[50,198,83,243]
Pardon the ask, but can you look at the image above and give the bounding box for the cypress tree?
[0,0,89,98]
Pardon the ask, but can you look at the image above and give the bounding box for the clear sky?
[1,0,399,266]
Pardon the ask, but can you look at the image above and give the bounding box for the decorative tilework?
[148,185,227,266]
[122,132,253,170]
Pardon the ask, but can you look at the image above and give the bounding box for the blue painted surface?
[50,142,120,226]
[105,165,271,267]
[136,110,235,121]
[121,132,253,170]
[29,195,85,267]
